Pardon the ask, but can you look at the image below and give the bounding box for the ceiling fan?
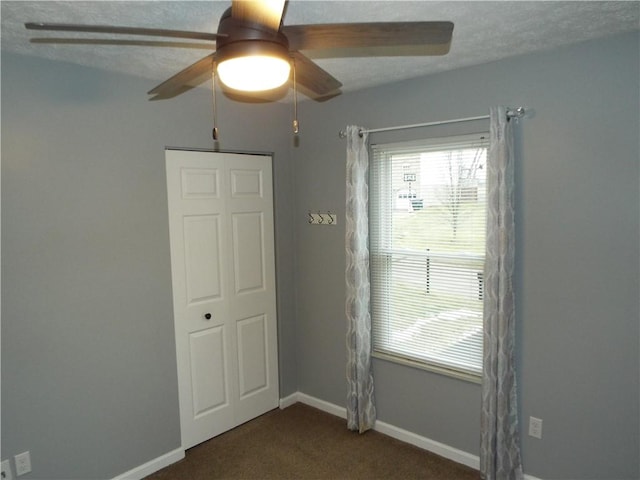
[25,0,454,103]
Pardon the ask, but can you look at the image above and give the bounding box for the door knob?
[204,313,212,320]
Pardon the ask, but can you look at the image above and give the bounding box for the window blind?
[370,133,489,378]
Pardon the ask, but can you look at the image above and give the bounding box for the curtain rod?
[338,107,525,138]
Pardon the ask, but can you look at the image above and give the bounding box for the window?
[370,133,489,380]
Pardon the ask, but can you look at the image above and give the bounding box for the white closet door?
[166,149,279,449]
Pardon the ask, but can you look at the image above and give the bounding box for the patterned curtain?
[345,125,376,433]
[480,107,523,480]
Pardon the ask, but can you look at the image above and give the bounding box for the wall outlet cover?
[14,452,31,477]
[528,416,543,439]
[1,459,14,480]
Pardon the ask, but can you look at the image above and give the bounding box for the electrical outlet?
[1,459,14,480]
[528,416,543,439]
[14,452,31,477]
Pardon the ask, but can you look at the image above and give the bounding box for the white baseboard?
[281,391,542,480]
[281,391,347,418]
[279,392,299,409]
[295,392,348,419]
[111,447,184,480]
[280,392,347,419]
[373,418,479,469]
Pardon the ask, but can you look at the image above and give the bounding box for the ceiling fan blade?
[30,38,213,50]
[148,54,215,100]
[291,51,342,98]
[283,22,454,55]
[231,0,286,31]
[25,23,220,41]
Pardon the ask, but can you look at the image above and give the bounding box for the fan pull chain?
[292,59,299,135]
[211,67,219,141]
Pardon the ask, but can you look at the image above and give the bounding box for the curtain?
[480,107,523,480]
[345,125,376,433]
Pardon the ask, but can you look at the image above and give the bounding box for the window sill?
[372,350,482,385]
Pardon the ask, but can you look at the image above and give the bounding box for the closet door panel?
[166,150,278,448]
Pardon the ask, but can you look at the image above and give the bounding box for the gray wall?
[1,52,295,479]
[2,29,638,480]
[291,31,639,479]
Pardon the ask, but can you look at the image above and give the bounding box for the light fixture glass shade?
[217,55,291,92]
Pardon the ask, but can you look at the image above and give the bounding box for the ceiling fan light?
[217,55,291,91]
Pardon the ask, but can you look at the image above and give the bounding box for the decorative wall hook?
[307,211,338,226]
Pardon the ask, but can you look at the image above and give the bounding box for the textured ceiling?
[2,1,639,100]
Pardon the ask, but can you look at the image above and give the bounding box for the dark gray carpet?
[145,403,481,479]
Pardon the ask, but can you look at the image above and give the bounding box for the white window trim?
[372,350,482,384]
